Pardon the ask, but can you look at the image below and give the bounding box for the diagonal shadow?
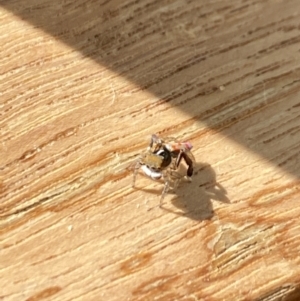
[1,0,300,180]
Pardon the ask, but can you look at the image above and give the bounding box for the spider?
[132,134,195,205]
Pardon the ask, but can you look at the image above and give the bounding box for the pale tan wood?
[1,0,300,300]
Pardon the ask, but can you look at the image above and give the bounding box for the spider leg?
[175,150,184,168]
[147,134,162,151]
[174,150,194,180]
[182,152,194,180]
[172,171,183,189]
[160,173,170,207]
[132,161,142,188]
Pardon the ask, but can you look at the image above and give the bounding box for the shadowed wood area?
[1,0,300,300]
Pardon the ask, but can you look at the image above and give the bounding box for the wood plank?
[1,0,300,300]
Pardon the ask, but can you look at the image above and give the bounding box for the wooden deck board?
[1,0,300,300]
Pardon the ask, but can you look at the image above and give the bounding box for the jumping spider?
[132,134,195,206]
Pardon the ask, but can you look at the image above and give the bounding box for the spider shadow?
[162,162,230,220]
[161,162,230,221]
[134,162,230,221]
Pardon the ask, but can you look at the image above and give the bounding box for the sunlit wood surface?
[1,0,300,300]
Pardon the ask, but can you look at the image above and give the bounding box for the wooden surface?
[1,0,300,300]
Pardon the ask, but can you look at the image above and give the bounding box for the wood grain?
[1,0,300,300]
